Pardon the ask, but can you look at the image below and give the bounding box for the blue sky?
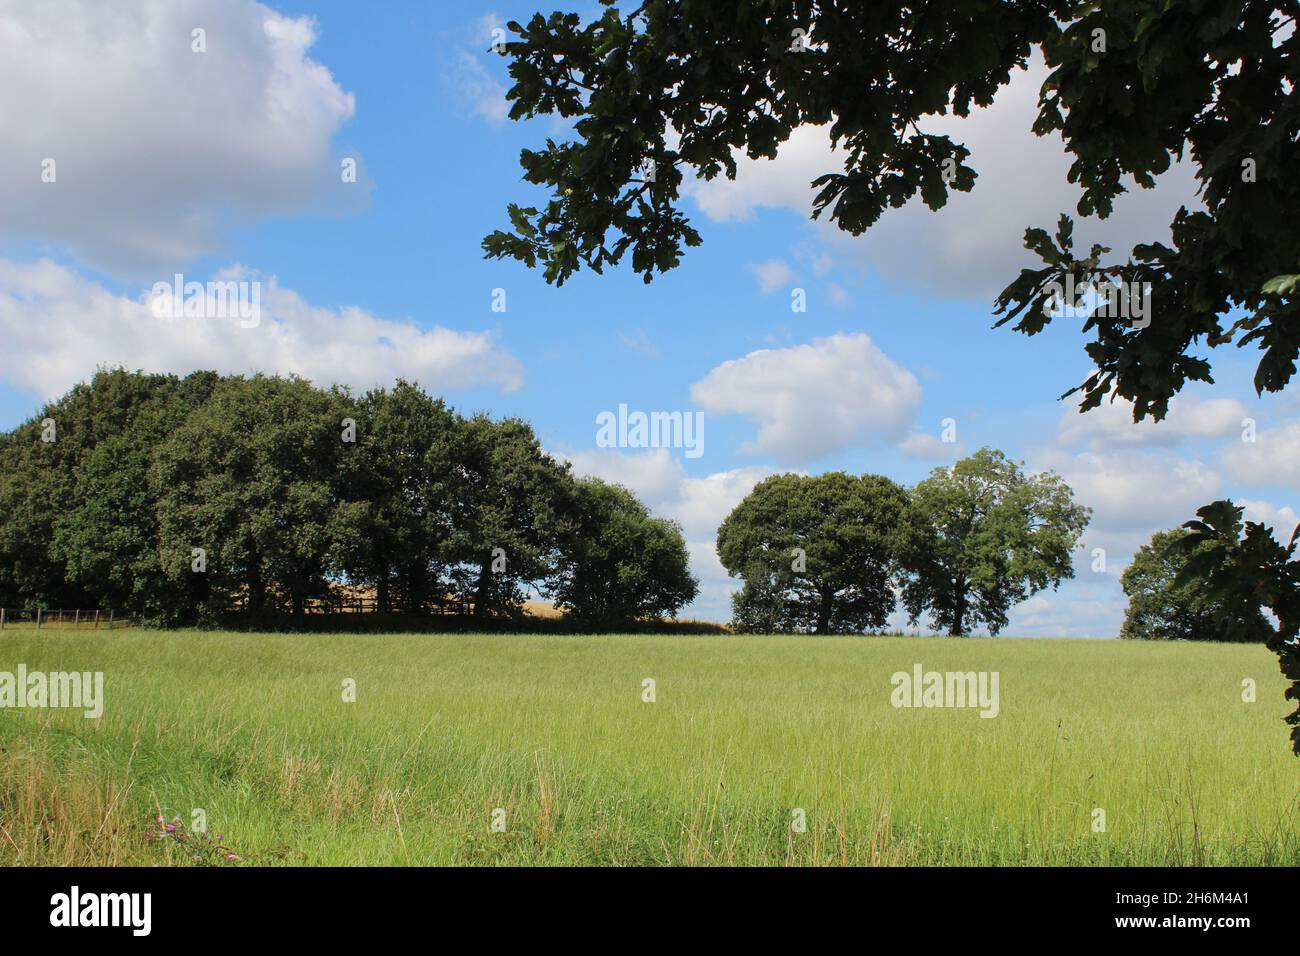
[1,0,1296,632]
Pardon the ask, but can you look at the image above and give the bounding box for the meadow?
[0,629,1294,866]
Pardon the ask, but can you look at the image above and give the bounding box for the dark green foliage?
[550,477,698,628]
[0,369,692,629]
[994,1,1300,420]
[484,1,1049,286]
[1172,501,1300,753]
[716,472,910,634]
[0,369,214,616]
[896,449,1090,636]
[716,457,1087,636]
[442,415,577,621]
[333,382,460,613]
[1121,528,1274,643]
[151,374,356,621]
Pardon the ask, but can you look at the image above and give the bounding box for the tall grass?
[0,630,1294,865]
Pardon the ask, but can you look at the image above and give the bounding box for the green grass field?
[0,629,1294,866]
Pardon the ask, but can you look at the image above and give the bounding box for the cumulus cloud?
[682,57,1199,299]
[565,448,781,540]
[1221,420,1300,490]
[1000,446,1227,637]
[1057,393,1252,451]
[689,333,922,464]
[0,0,364,277]
[684,123,831,224]
[1019,415,1298,636]
[563,447,690,516]
[564,448,784,621]
[0,258,522,399]
[1034,448,1222,563]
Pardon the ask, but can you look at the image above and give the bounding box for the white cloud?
[1034,447,1222,561]
[689,333,922,464]
[667,466,788,541]
[564,448,784,621]
[1006,579,1123,639]
[565,447,780,540]
[684,123,830,223]
[1018,421,1300,636]
[996,446,1225,638]
[0,0,363,277]
[563,448,689,515]
[749,259,794,294]
[455,48,510,124]
[900,430,962,461]
[1057,393,1252,451]
[1221,420,1300,489]
[683,57,1199,299]
[0,258,523,399]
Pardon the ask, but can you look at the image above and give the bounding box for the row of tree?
[716,449,1092,636]
[0,369,698,627]
[2,370,1285,645]
[714,452,1284,642]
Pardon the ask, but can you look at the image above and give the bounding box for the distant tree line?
[0,369,698,628]
[719,453,1290,643]
[717,449,1092,636]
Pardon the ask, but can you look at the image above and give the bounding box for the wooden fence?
[0,609,130,630]
[248,595,468,616]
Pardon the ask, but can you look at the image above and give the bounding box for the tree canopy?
[897,448,1090,636]
[552,477,698,628]
[1121,527,1275,642]
[716,453,1088,636]
[717,472,909,634]
[1173,501,1300,751]
[0,369,692,630]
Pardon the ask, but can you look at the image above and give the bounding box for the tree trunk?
[949,581,967,636]
[246,572,264,614]
[951,598,972,634]
[815,590,833,634]
[473,561,492,621]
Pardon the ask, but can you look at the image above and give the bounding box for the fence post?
[108,609,115,629]
[0,608,5,630]
[94,609,100,629]
[36,608,42,630]
[75,609,80,627]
